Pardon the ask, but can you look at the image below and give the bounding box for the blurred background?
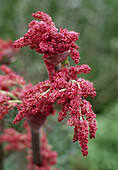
[0,0,118,169]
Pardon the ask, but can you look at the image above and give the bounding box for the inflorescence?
[13,11,80,65]
[0,11,97,157]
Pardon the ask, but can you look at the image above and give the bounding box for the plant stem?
[0,90,18,100]
[40,88,50,98]
[31,130,42,166]
[8,100,22,104]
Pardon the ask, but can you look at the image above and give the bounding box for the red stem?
[31,130,42,166]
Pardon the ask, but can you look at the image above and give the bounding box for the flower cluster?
[13,80,54,125]
[0,94,16,120]
[0,38,19,64]
[0,121,58,170]
[13,11,80,65]
[0,65,25,92]
[13,11,97,157]
[0,121,31,151]
[0,65,32,119]
[13,65,97,156]
[0,128,31,151]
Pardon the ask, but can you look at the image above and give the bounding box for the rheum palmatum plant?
[13,11,97,157]
[0,10,97,170]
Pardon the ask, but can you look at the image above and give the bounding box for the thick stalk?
[31,130,42,166]
[26,114,47,167]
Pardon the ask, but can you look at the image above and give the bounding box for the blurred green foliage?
[0,0,118,169]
